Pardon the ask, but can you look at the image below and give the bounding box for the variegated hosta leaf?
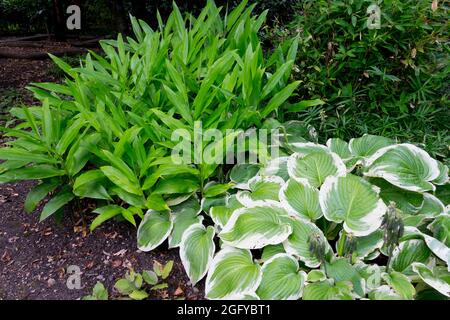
[205,247,262,299]
[180,224,216,285]
[326,138,357,170]
[307,270,327,282]
[209,194,243,228]
[349,134,394,158]
[137,210,173,251]
[287,142,329,156]
[404,226,450,268]
[287,150,346,187]
[433,161,449,185]
[319,174,386,236]
[372,178,424,215]
[428,215,450,247]
[219,201,292,249]
[256,253,306,300]
[390,239,431,273]
[368,285,402,300]
[383,271,415,300]
[260,156,289,181]
[364,144,440,192]
[229,164,260,189]
[236,176,285,206]
[283,217,333,268]
[279,179,322,221]
[326,258,365,297]
[168,197,202,248]
[261,244,285,261]
[412,263,450,297]
[416,193,445,216]
[302,280,354,300]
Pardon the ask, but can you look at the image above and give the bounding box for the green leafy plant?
[0,0,303,225]
[114,262,173,300]
[137,125,449,300]
[82,282,109,300]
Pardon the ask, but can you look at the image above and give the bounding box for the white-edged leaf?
[287,151,346,187]
[137,210,173,251]
[412,263,450,297]
[205,247,262,300]
[236,175,285,206]
[229,164,260,189]
[210,194,243,228]
[180,224,216,285]
[390,239,431,273]
[260,156,289,181]
[349,134,394,158]
[219,201,292,249]
[319,174,386,236]
[279,178,322,221]
[168,198,203,248]
[256,253,306,300]
[283,217,332,268]
[364,144,440,192]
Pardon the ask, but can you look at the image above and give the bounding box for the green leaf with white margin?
[302,280,354,300]
[307,270,327,282]
[287,142,328,156]
[390,239,431,273]
[326,138,352,160]
[236,176,285,206]
[256,253,306,300]
[288,150,346,188]
[180,224,216,285]
[349,134,394,159]
[261,244,285,261]
[283,217,333,268]
[319,174,386,236]
[404,226,450,268]
[168,197,203,248]
[428,215,450,247]
[368,285,402,300]
[205,247,262,300]
[433,161,449,185]
[371,178,424,215]
[219,201,292,249]
[279,179,322,221]
[416,193,445,216]
[137,210,173,251]
[260,156,289,181]
[384,271,415,300]
[229,164,260,189]
[412,263,450,297]
[364,144,440,192]
[336,229,384,260]
[210,194,243,228]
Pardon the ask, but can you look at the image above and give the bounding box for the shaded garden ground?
[0,45,203,300]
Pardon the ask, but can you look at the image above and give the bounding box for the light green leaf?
[412,263,450,297]
[209,194,243,228]
[168,197,202,248]
[319,174,386,236]
[390,239,431,273]
[137,210,173,251]
[365,144,440,192]
[229,163,260,189]
[287,151,346,188]
[236,176,284,206]
[385,271,415,300]
[256,253,306,300]
[279,179,322,221]
[219,201,292,249]
[349,134,394,158]
[180,224,216,285]
[205,247,262,299]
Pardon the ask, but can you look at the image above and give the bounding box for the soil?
[0,39,205,300]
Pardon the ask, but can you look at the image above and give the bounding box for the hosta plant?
[137,131,449,300]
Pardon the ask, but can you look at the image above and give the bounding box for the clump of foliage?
[0,0,301,227]
[277,0,449,158]
[136,129,449,300]
[82,261,173,300]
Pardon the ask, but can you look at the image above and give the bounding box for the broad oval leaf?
[283,217,333,268]
[319,174,386,236]
[236,176,284,206]
[279,179,322,221]
[137,210,173,251]
[180,224,216,285]
[168,197,202,248]
[287,151,346,187]
[256,253,306,300]
[412,263,450,297]
[205,247,262,299]
[349,134,394,158]
[210,194,243,228]
[229,164,260,189]
[365,144,440,192]
[390,239,431,273]
[219,201,292,249]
